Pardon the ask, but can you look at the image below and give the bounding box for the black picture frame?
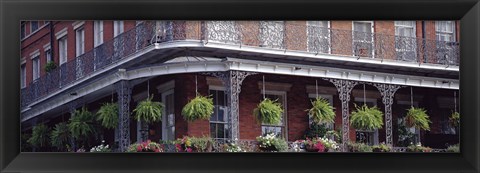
[1,0,479,172]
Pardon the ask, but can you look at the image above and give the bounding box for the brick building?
[20,21,460,152]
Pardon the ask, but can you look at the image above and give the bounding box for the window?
[31,21,39,33]
[396,101,421,146]
[20,64,26,88]
[395,21,417,61]
[259,21,285,49]
[353,21,374,57]
[75,27,85,57]
[209,89,230,141]
[261,91,287,139]
[21,23,26,39]
[353,97,379,146]
[162,89,175,141]
[32,56,40,81]
[435,21,455,42]
[58,36,67,65]
[94,21,104,47]
[307,21,330,54]
[113,21,124,37]
[45,49,52,62]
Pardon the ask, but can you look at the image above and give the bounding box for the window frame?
[435,21,456,42]
[30,21,39,33]
[75,27,85,57]
[20,63,26,88]
[396,100,422,143]
[20,23,26,39]
[352,21,375,58]
[260,90,288,140]
[94,21,104,47]
[208,86,230,141]
[306,21,331,54]
[353,97,379,145]
[58,36,68,66]
[113,21,124,37]
[31,55,40,81]
[307,93,335,129]
[394,21,418,61]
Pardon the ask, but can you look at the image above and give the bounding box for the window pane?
[210,123,216,138]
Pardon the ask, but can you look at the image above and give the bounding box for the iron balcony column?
[372,83,403,146]
[115,80,132,152]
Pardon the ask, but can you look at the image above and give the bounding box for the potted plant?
[68,107,97,148]
[127,140,163,152]
[133,95,164,124]
[27,124,51,151]
[372,143,391,152]
[449,111,460,128]
[446,144,460,152]
[96,102,118,129]
[44,61,57,73]
[181,95,214,122]
[303,138,325,152]
[350,104,384,131]
[174,136,214,152]
[347,142,373,152]
[50,122,70,151]
[253,98,284,125]
[407,142,432,152]
[256,133,288,152]
[405,107,431,131]
[303,123,328,139]
[306,97,335,124]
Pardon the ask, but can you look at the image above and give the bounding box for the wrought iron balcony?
[21,21,460,109]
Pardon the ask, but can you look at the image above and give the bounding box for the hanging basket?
[182,94,214,121]
[350,104,384,131]
[133,95,164,124]
[306,97,335,124]
[96,102,118,129]
[449,112,460,128]
[253,98,284,125]
[405,107,431,131]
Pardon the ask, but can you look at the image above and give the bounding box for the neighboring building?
[20,20,460,152]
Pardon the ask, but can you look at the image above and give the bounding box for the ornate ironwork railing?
[21,21,460,108]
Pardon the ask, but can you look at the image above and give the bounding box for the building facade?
[20,20,460,152]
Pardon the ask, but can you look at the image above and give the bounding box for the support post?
[372,83,402,146]
[115,80,132,152]
[68,100,79,151]
[203,71,256,141]
[325,78,358,152]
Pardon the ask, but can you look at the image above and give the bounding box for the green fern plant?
[405,107,431,131]
[50,122,70,150]
[350,104,384,131]
[44,61,57,73]
[449,111,460,128]
[68,107,97,140]
[306,97,335,124]
[133,95,164,124]
[96,103,118,129]
[27,124,51,149]
[182,94,214,122]
[253,98,284,125]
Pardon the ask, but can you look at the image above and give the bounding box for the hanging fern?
[405,107,431,131]
[182,95,214,121]
[449,111,460,128]
[27,124,51,148]
[253,98,284,125]
[96,103,118,129]
[50,122,70,149]
[306,97,335,124]
[350,104,384,131]
[133,95,164,124]
[68,107,97,140]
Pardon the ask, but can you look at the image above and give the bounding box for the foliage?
[350,104,384,131]
[447,144,460,152]
[181,95,214,122]
[256,133,288,152]
[253,98,284,125]
[449,112,460,128]
[306,97,335,124]
[133,95,164,124]
[372,143,391,152]
[347,142,373,152]
[303,123,328,139]
[223,143,246,152]
[326,129,342,143]
[300,137,339,152]
[127,140,163,152]
[96,103,118,129]
[27,124,51,148]
[44,61,57,73]
[174,136,215,152]
[68,107,97,140]
[50,122,70,150]
[405,107,431,131]
[21,133,32,152]
[90,140,112,152]
[407,142,432,152]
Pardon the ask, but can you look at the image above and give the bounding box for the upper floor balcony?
[21,21,460,109]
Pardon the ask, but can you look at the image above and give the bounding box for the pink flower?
[155,149,160,152]
[186,148,193,152]
[137,145,142,151]
[315,142,325,152]
[175,144,183,152]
